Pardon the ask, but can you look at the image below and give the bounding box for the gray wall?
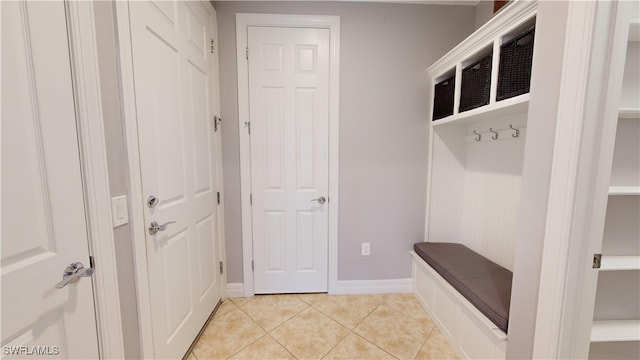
[93,2,141,358]
[213,1,476,283]
[474,0,495,29]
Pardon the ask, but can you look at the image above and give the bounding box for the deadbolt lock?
[147,195,159,208]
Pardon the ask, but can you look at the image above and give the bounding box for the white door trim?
[114,1,225,358]
[113,3,155,356]
[236,13,341,297]
[65,1,125,358]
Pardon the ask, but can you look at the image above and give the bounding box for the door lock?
[311,196,326,205]
[149,220,176,235]
[56,262,93,289]
[147,195,159,208]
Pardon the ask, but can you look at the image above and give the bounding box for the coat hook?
[473,130,482,142]
[510,124,520,138]
[489,127,498,140]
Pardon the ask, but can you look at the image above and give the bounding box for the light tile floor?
[188,293,459,360]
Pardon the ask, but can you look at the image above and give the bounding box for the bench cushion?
[413,242,512,332]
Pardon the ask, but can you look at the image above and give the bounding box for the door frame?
[64,1,125,358]
[236,13,341,297]
[114,1,225,358]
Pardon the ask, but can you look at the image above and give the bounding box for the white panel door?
[248,26,330,293]
[1,1,100,358]
[128,1,222,358]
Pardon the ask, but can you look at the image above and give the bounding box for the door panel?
[249,27,330,294]
[1,1,99,358]
[128,1,221,358]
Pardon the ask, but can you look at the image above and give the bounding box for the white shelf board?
[609,186,640,195]
[629,21,639,42]
[591,320,640,342]
[432,93,529,127]
[619,108,640,119]
[600,256,640,271]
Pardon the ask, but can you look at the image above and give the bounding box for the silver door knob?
[311,196,326,205]
[56,262,93,289]
[149,220,176,235]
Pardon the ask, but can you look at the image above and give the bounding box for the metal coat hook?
[489,128,499,140]
[473,130,482,142]
[510,124,520,138]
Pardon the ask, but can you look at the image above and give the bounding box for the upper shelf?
[428,2,537,78]
[629,20,639,42]
[591,320,640,342]
[599,256,640,271]
[609,186,640,195]
[619,108,640,119]
[432,94,529,127]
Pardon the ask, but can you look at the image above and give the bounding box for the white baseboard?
[226,279,412,297]
[333,278,412,295]
[225,283,245,298]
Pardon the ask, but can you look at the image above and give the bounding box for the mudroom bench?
[411,242,512,359]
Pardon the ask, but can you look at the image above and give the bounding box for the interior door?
[248,26,330,293]
[1,1,100,358]
[127,1,222,358]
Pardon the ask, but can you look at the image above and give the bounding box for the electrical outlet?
[361,242,371,256]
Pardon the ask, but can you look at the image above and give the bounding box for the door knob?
[311,196,326,205]
[56,262,93,289]
[149,220,176,235]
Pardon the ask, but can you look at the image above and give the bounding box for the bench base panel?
[411,251,507,360]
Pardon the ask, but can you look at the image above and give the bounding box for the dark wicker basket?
[497,26,535,101]
[459,53,492,112]
[433,75,455,120]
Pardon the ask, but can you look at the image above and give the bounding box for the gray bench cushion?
[413,242,512,332]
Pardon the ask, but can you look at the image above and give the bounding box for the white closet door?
[1,1,100,358]
[128,1,222,358]
[248,26,330,293]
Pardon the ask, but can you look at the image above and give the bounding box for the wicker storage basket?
[497,26,535,101]
[433,75,455,120]
[459,53,492,112]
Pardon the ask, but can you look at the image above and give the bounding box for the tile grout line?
[224,333,267,360]
[318,323,351,360]
[350,303,402,360]
[264,333,298,360]
[315,296,399,360]
[413,326,437,360]
[265,302,310,359]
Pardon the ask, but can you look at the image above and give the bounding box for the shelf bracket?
[592,253,602,269]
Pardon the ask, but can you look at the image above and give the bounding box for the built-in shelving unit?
[589,9,640,358]
[420,2,539,359]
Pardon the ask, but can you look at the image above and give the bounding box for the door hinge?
[593,253,602,269]
[250,193,252,205]
[251,260,254,271]
[217,191,221,205]
[213,116,222,132]
[244,121,251,135]
[89,255,95,269]
[210,39,215,54]
[246,47,249,60]
[219,261,224,274]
